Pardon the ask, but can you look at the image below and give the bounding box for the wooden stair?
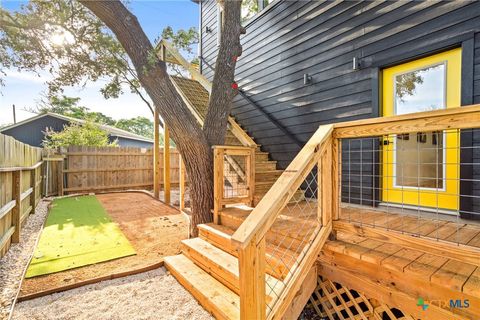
[165,206,321,320]
[170,75,298,206]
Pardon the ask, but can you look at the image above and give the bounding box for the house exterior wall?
[200,0,480,217]
[1,115,69,147]
[114,137,153,148]
[1,115,153,148]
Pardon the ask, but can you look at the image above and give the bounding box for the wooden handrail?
[231,124,334,249]
[333,104,480,138]
[0,160,43,172]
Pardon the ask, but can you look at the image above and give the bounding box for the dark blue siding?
[201,0,480,217]
[1,116,69,147]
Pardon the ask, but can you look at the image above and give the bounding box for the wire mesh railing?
[213,146,255,223]
[336,109,480,249]
[263,166,322,313]
[231,125,334,319]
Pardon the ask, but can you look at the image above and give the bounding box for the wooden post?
[321,140,333,227]
[12,170,21,243]
[179,155,186,211]
[238,236,266,320]
[30,168,37,211]
[163,125,171,204]
[247,147,255,207]
[57,159,64,196]
[332,138,341,221]
[213,147,224,224]
[153,109,161,199]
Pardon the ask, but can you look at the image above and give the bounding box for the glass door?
[382,48,461,211]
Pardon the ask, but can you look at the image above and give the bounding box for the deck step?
[199,223,298,279]
[255,152,269,161]
[255,161,277,171]
[164,254,240,320]
[256,170,283,182]
[181,238,284,303]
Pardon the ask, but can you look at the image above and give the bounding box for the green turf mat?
[26,195,135,278]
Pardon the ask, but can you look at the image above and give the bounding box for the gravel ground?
[12,268,213,320]
[0,199,50,320]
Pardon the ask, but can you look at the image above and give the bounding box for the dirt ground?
[19,192,189,298]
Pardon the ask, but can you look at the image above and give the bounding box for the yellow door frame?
[382,48,461,211]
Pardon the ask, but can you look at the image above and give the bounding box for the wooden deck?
[339,205,480,248]
[314,205,480,319]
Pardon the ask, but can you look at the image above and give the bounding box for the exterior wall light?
[303,74,312,85]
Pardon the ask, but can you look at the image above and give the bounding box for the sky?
[0,0,199,125]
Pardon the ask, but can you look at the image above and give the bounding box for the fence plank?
[11,170,21,243]
[0,133,42,256]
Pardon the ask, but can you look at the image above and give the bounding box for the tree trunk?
[203,0,242,146]
[80,0,242,237]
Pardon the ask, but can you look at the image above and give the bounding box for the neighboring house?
[0,112,153,148]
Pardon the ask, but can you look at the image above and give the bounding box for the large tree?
[77,1,243,235]
[1,1,198,116]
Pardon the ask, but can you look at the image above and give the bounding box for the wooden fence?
[48,146,184,195]
[0,133,43,258]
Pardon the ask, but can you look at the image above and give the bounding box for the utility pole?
[12,104,16,124]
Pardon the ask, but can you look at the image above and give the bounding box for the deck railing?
[333,104,480,265]
[213,146,256,224]
[229,125,335,319]
[216,104,480,319]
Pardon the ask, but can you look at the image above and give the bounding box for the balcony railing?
[212,103,480,319]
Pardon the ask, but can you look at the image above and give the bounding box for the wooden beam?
[20,187,33,201]
[239,236,266,320]
[57,159,64,196]
[333,220,480,266]
[333,104,480,139]
[179,155,186,211]
[63,183,153,192]
[0,160,43,172]
[320,139,332,226]
[248,148,255,207]
[213,147,224,224]
[332,139,341,221]
[30,168,37,211]
[12,170,21,243]
[0,226,15,253]
[163,125,171,204]
[0,200,16,221]
[63,167,152,173]
[153,109,161,199]
[228,117,257,147]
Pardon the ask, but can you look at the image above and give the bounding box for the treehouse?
[161,1,480,319]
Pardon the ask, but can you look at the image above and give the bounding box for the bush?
[42,121,118,149]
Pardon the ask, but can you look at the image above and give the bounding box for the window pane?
[394,63,445,115]
[241,0,259,22]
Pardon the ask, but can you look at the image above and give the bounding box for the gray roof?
[0,112,154,143]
